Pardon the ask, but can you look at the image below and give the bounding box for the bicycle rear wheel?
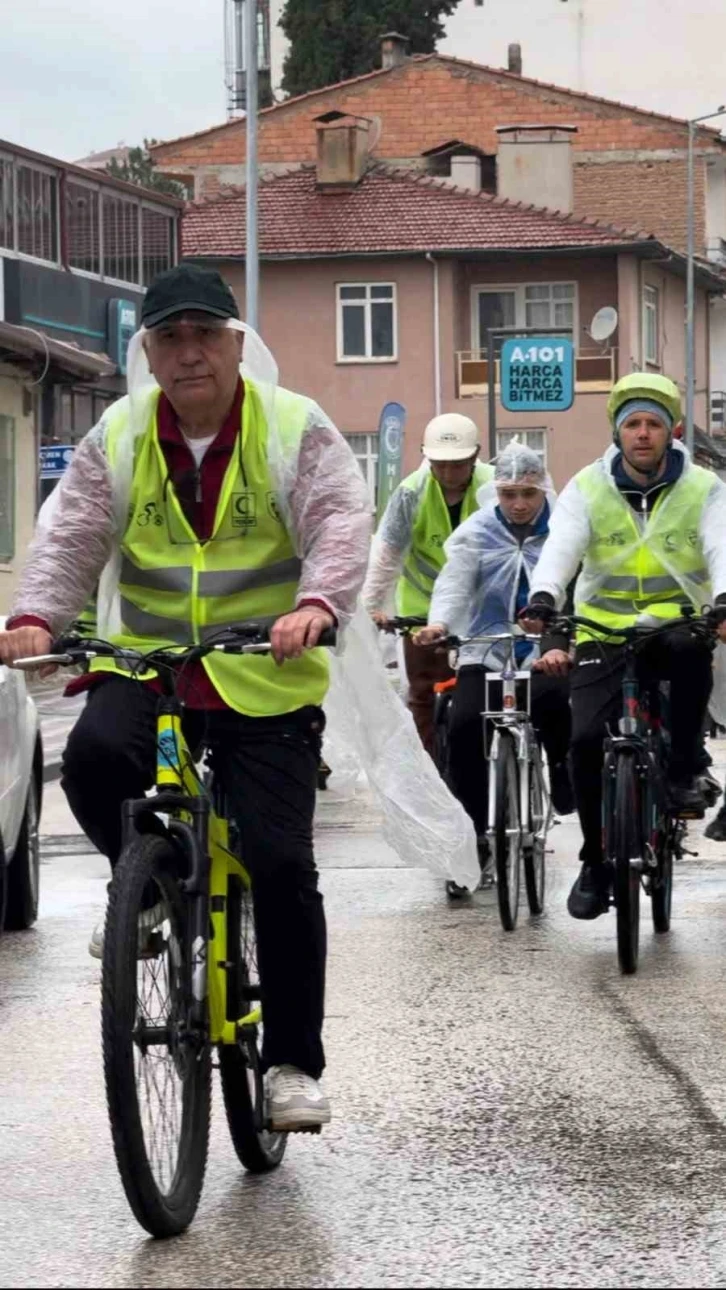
[494,731,521,932]
[524,749,547,916]
[219,875,287,1172]
[612,754,642,975]
[102,833,211,1238]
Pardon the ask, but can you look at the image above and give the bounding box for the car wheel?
[5,772,40,930]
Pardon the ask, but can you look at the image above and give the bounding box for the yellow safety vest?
[396,461,494,616]
[574,459,714,642]
[90,382,329,717]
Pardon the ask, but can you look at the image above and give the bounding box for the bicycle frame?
[121,696,258,1047]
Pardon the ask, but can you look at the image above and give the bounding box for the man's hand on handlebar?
[413,623,447,647]
[532,648,571,677]
[0,625,56,677]
[270,607,335,665]
[707,604,726,644]
[370,610,392,630]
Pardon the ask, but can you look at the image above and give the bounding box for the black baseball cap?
[141,264,240,329]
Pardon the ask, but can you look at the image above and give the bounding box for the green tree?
[105,140,188,199]
[279,0,460,98]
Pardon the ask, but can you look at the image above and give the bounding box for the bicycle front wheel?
[612,754,642,975]
[524,750,547,916]
[219,875,287,1172]
[102,834,211,1238]
[651,823,674,934]
[494,731,521,932]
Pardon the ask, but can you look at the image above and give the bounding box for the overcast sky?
[5,0,726,166]
[2,0,230,161]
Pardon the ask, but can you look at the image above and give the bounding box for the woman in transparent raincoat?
[415,442,574,869]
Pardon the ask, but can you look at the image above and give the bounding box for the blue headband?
[615,398,674,433]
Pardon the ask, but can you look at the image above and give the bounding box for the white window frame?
[496,428,548,468]
[344,431,379,504]
[642,283,660,367]
[471,282,578,351]
[65,176,102,278]
[336,282,398,364]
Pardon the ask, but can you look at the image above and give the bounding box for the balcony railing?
[456,348,617,399]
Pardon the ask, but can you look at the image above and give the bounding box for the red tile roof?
[181,163,655,260]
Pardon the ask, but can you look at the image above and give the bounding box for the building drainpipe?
[425,253,442,416]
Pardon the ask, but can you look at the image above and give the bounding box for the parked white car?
[0,618,42,930]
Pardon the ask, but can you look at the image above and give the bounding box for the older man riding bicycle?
[525,373,726,920]
[0,264,372,1132]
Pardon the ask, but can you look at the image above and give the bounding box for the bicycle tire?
[612,754,642,975]
[651,825,674,934]
[524,749,547,916]
[494,731,521,932]
[219,876,287,1172]
[432,690,453,781]
[102,834,211,1238]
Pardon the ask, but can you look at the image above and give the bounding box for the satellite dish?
[589,306,619,343]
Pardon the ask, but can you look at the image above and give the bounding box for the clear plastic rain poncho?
[430,441,555,668]
[98,321,480,891]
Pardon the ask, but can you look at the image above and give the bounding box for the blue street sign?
[500,336,575,413]
[39,444,75,480]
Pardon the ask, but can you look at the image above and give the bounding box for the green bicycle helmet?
[607,372,682,443]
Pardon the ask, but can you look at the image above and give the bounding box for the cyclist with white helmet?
[363,412,493,752]
[524,373,726,919]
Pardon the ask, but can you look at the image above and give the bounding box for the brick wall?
[575,156,705,253]
[154,58,714,171]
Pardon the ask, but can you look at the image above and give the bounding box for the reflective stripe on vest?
[91,381,329,718]
[396,461,494,616]
[574,459,713,641]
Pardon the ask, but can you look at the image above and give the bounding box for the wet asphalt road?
[5,767,726,1287]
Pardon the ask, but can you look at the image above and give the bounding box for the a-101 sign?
[500,336,575,412]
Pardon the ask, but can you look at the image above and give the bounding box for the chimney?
[450,154,482,192]
[496,124,577,213]
[380,32,410,70]
[508,43,522,76]
[316,115,371,188]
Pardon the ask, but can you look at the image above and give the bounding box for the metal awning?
[0,320,116,381]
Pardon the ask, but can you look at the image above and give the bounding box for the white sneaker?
[88,902,166,960]
[266,1064,332,1132]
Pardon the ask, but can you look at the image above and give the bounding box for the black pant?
[446,665,572,836]
[62,678,327,1079]
[570,628,713,865]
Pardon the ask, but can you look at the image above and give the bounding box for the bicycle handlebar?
[550,610,715,646]
[12,623,338,672]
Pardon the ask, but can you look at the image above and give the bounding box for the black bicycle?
[554,610,715,975]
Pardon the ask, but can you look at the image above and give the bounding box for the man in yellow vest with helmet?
[525,372,726,920]
[0,265,372,1131]
[363,412,494,752]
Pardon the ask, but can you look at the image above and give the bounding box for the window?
[0,416,14,562]
[54,385,116,444]
[0,157,13,250]
[66,182,100,275]
[643,284,660,366]
[16,164,58,261]
[496,428,547,468]
[142,207,175,285]
[473,283,576,350]
[337,283,396,361]
[345,432,379,503]
[102,193,140,284]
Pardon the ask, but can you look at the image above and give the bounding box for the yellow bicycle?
[17,623,335,1238]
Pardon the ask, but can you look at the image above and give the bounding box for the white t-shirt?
[181,431,217,468]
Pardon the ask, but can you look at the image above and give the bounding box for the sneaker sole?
[270,1107,332,1133]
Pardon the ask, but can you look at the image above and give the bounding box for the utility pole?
[245,0,259,331]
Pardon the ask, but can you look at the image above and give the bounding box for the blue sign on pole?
[500,336,575,413]
[39,445,75,480]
